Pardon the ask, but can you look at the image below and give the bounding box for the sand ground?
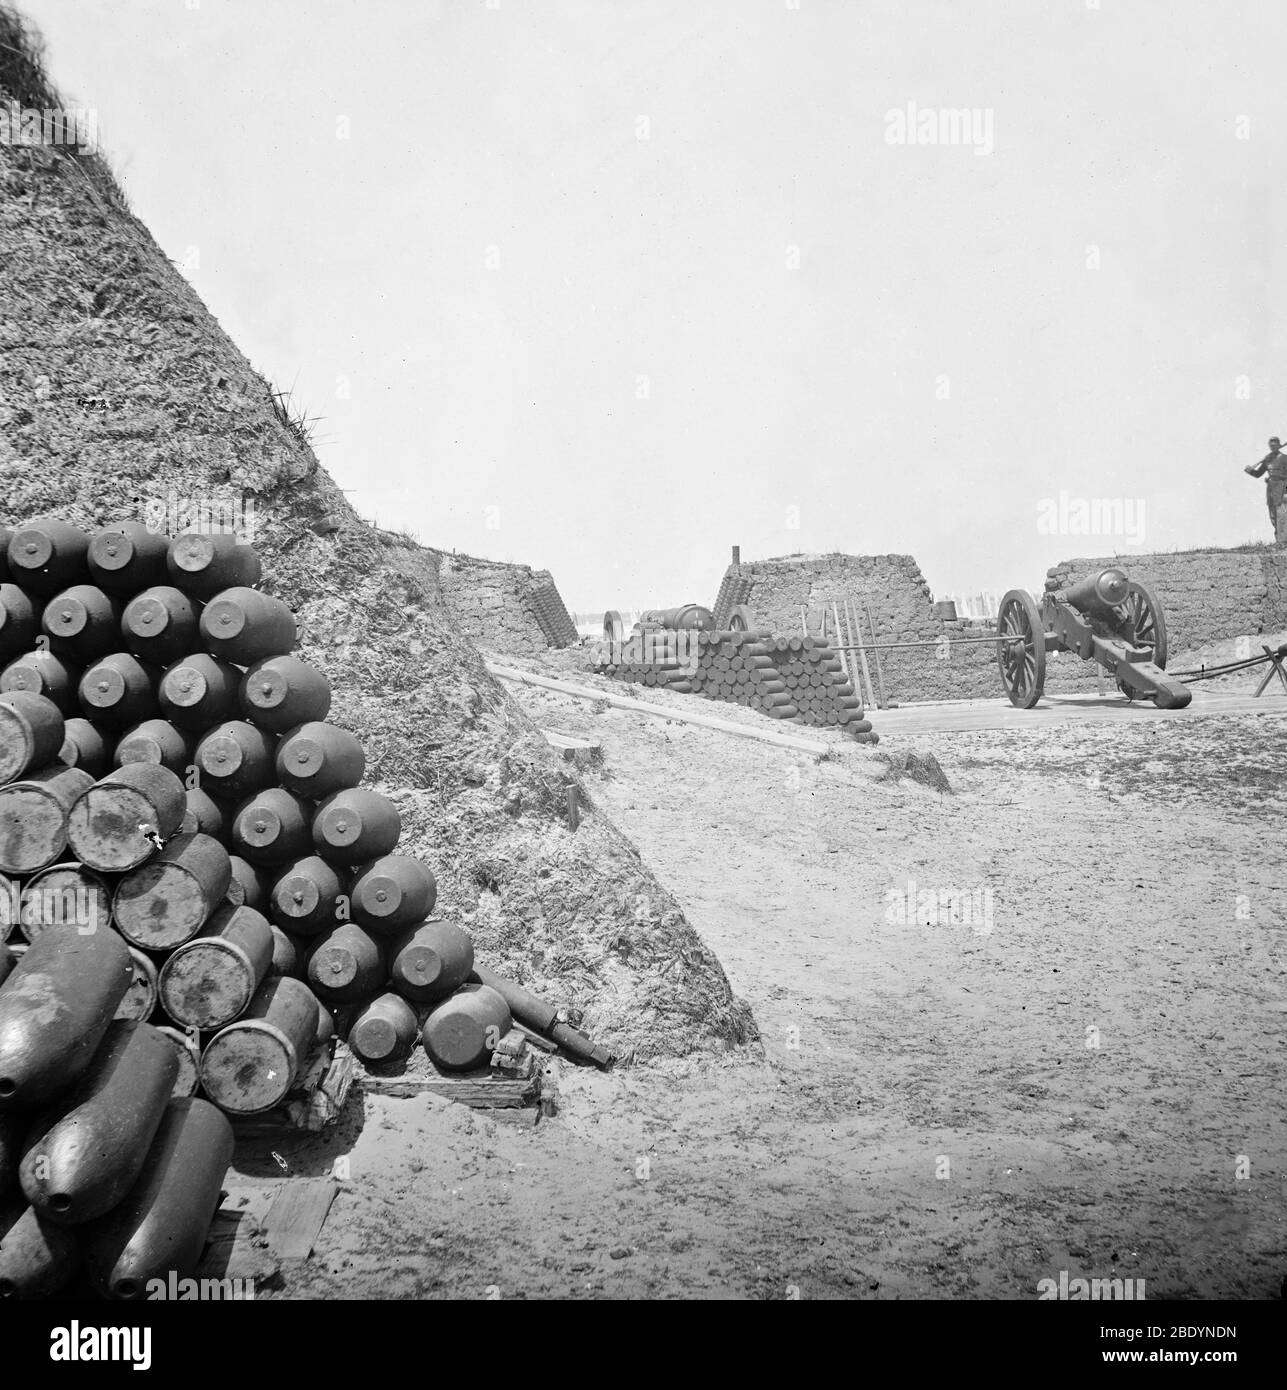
[228,662,1287,1300]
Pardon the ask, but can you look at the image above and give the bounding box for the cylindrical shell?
[351,855,437,935]
[199,977,318,1114]
[113,718,194,776]
[311,788,401,865]
[158,653,241,731]
[66,762,186,872]
[231,787,312,866]
[469,962,559,1034]
[115,947,160,1023]
[391,920,474,1004]
[274,721,365,799]
[0,690,65,784]
[86,522,169,595]
[268,856,343,936]
[166,533,263,600]
[120,586,200,665]
[19,863,113,942]
[199,587,296,664]
[268,923,304,979]
[6,519,90,595]
[19,1020,178,1224]
[153,1027,201,1099]
[422,983,512,1073]
[81,1097,234,1299]
[77,652,160,726]
[348,991,418,1063]
[314,1000,336,1046]
[193,720,277,800]
[159,904,273,1030]
[0,582,37,662]
[112,833,232,950]
[59,717,109,777]
[226,855,266,912]
[1,650,81,714]
[238,655,332,733]
[40,585,123,663]
[180,786,227,840]
[0,763,93,875]
[305,922,386,1005]
[0,927,133,1108]
[0,1199,80,1298]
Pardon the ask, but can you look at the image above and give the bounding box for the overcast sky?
[19,0,1287,612]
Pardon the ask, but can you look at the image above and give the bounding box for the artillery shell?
[66,762,186,872]
[86,521,169,595]
[392,920,474,1004]
[239,654,331,733]
[199,587,296,664]
[469,961,558,1034]
[158,653,242,730]
[0,582,37,663]
[199,977,319,1114]
[0,926,133,1109]
[274,721,365,799]
[193,720,277,800]
[348,991,418,1063]
[179,786,228,840]
[82,1097,234,1299]
[268,855,343,936]
[113,718,195,777]
[1,650,81,715]
[113,833,232,950]
[159,904,274,1031]
[40,585,123,663]
[153,1027,201,1099]
[20,863,113,942]
[0,690,65,784]
[231,787,312,866]
[20,1019,178,1224]
[59,716,109,777]
[268,923,304,979]
[226,855,267,912]
[120,586,200,665]
[6,518,90,596]
[78,652,160,726]
[422,983,512,1073]
[0,763,93,875]
[311,787,401,865]
[0,1199,80,1298]
[351,855,436,936]
[305,921,386,1005]
[166,533,262,600]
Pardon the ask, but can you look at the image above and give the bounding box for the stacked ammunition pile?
[589,628,877,742]
[528,573,578,649]
[0,516,616,1300]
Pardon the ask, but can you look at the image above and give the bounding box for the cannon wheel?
[603,610,625,643]
[997,589,1047,709]
[1118,580,1168,668]
[726,604,755,632]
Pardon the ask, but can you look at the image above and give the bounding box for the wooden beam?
[487,664,832,754]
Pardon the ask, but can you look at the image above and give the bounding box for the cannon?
[602,604,714,643]
[996,567,1191,710]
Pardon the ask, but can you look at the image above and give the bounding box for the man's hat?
[1271,437,1282,448]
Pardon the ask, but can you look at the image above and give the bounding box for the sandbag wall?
[589,628,878,743]
[0,516,510,1299]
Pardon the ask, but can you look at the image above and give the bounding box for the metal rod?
[831,635,1024,652]
[864,600,889,709]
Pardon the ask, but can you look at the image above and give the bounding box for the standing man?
[1245,436,1287,540]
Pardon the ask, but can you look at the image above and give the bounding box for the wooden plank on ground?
[360,1069,540,1108]
[264,1179,337,1260]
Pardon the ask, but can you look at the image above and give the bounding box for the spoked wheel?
[997,589,1047,709]
[1117,580,1168,667]
[603,610,625,643]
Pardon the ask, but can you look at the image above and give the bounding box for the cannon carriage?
[996,567,1191,710]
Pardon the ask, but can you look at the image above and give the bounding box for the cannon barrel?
[1062,567,1129,617]
[637,604,714,631]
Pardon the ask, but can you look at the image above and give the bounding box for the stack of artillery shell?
[528,578,578,649]
[590,627,878,742]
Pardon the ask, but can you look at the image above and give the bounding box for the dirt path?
[249,676,1286,1300]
